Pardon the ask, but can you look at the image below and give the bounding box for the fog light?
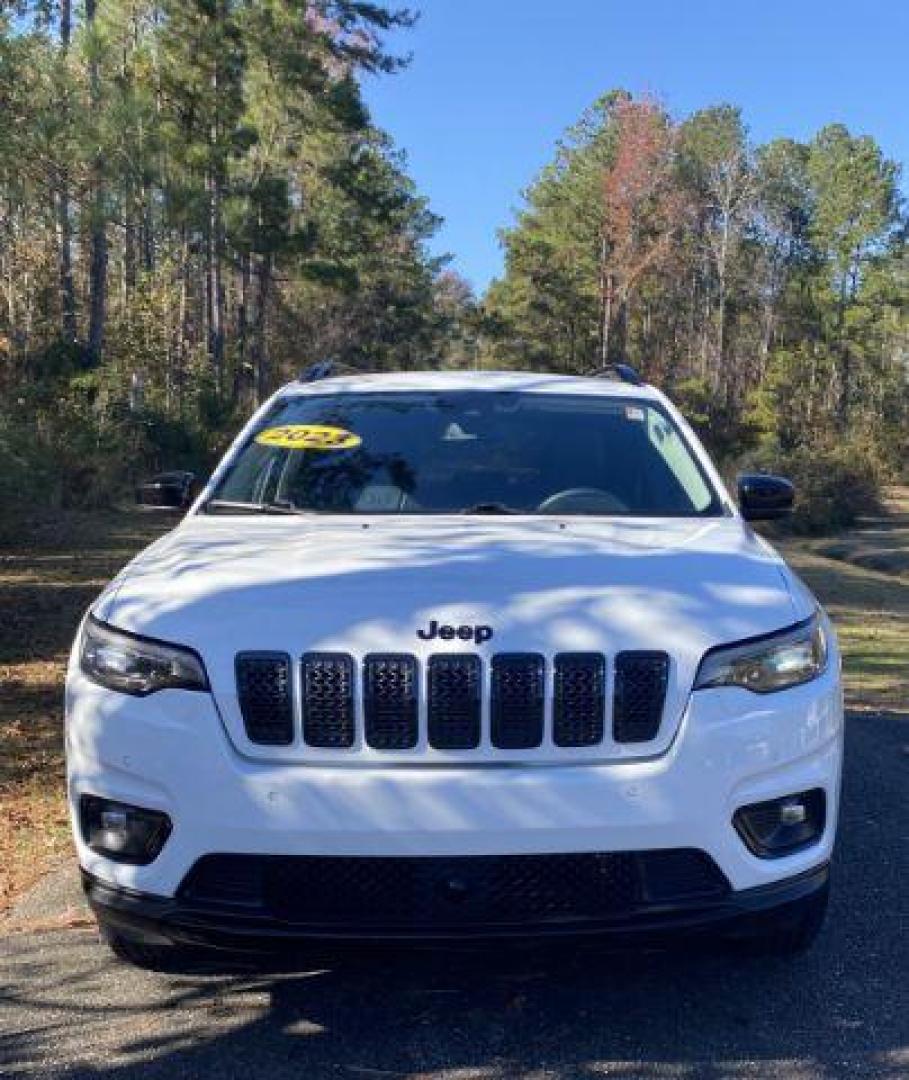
[733,789,825,858]
[779,800,807,825]
[79,795,172,865]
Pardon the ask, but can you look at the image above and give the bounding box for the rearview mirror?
[136,471,197,511]
[737,474,794,521]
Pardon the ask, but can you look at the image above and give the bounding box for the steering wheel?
[536,487,629,514]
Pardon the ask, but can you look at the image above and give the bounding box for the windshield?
[206,391,722,517]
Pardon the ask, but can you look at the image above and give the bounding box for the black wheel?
[735,879,830,957]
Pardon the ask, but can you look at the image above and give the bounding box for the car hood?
[95,514,807,762]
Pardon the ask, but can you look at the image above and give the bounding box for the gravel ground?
[1,712,907,1080]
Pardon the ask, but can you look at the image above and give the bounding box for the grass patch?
[775,487,909,714]
[777,541,908,713]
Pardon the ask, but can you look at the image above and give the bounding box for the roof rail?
[298,359,338,383]
[297,359,369,383]
[586,362,644,386]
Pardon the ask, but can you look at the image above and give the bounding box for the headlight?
[694,613,828,694]
[80,615,208,696]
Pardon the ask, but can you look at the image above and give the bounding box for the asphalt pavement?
[1,711,907,1080]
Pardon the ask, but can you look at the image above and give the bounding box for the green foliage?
[0,1,471,515]
[484,90,908,530]
[808,124,901,286]
[752,439,883,535]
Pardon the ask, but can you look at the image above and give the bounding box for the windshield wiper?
[203,500,301,515]
[459,502,523,515]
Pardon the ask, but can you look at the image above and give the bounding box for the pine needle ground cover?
[0,512,168,914]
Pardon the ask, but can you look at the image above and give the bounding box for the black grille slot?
[364,654,418,750]
[613,651,669,743]
[553,653,606,747]
[235,652,294,746]
[302,653,355,748]
[640,849,728,902]
[428,655,482,750]
[181,857,264,908]
[178,850,729,929]
[490,654,544,749]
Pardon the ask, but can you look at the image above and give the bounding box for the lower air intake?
[179,850,729,930]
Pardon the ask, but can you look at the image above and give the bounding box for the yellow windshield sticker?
[255,424,362,451]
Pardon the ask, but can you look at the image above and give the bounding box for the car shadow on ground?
[1,715,906,1080]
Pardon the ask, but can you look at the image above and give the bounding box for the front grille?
[235,652,293,745]
[428,655,482,749]
[491,653,545,749]
[613,651,670,743]
[553,653,606,747]
[363,654,418,750]
[235,648,672,752]
[179,850,729,930]
[302,653,355,748]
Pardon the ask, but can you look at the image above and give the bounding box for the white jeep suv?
[66,367,843,967]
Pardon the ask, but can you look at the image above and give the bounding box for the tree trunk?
[598,233,610,366]
[124,185,137,296]
[206,168,226,393]
[715,211,730,378]
[142,192,155,274]
[602,275,613,367]
[3,203,19,355]
[86,0,107,363]
[177,230,190,417]
[252,253,273,404]
[88,218,108,361]
[608,288,627,363]
[236,250,251,405]
[57,0,76,343]
[56,187,77,342]
[206,29,227,396]
[836,266,850,422]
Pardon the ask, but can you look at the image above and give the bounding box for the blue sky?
[362,0,909,294]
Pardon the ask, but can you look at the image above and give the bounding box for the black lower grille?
[428,655,482,750]
[302,653,355,748]
[235,653,293,745]
[613,651,670,743]
[364,654,418,750]
[179,850,729,929]
[553,653,605,747]
[491,653,545,749]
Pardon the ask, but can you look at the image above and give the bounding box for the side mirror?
[137,471,197,511]
[737,473,795,521]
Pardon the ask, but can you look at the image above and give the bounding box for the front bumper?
[66,662,843,901]
[83,862,830,950]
